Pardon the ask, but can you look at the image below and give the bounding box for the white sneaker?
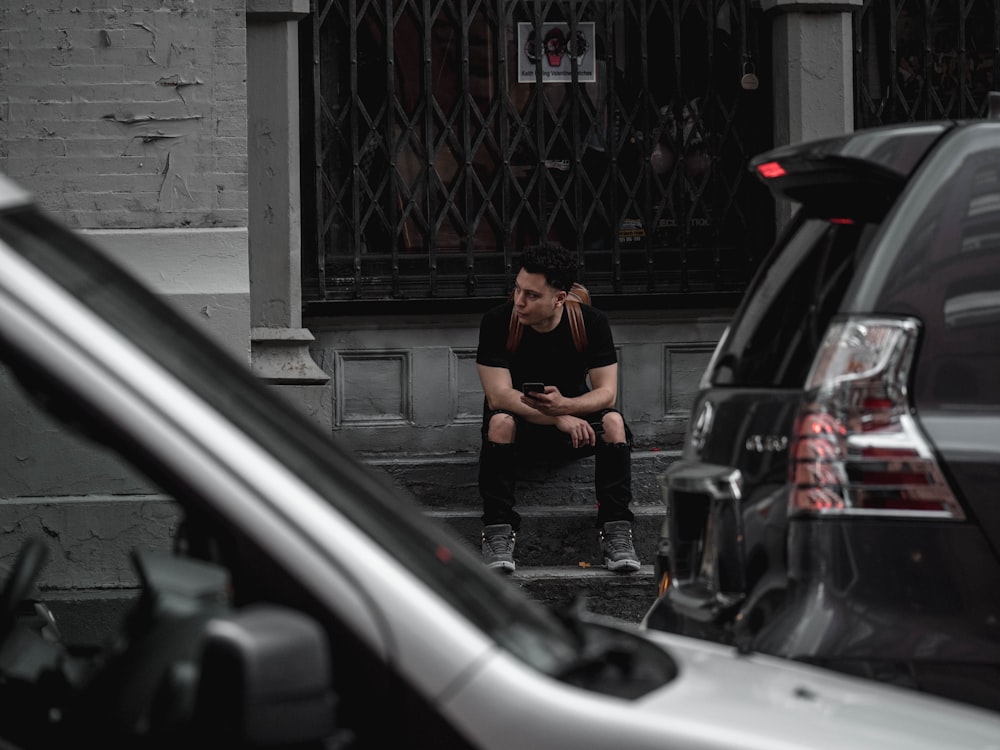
[481,524,515,572]
[600,521,640,572]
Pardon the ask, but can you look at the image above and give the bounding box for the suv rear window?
[708,216,881,388]
[856,125,1000,409]
[706,124,948,391]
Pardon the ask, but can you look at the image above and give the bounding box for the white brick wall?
[0,0,248,230]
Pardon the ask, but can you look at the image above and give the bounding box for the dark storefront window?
[855,0,1000,127]
[302,0,773,307]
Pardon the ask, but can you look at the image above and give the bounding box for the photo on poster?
[517,22,596,83]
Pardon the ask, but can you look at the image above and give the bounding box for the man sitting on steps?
[475,242,639,574]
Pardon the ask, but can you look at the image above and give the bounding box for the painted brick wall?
[0,0,251,614]
[0,0,248,230]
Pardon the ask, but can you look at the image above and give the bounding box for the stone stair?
[366,448,678,624]
[23,449,677,648]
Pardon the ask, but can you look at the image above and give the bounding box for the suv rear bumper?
[752,517,1000,710]
[646,462,747,633]
[645,460,792,641]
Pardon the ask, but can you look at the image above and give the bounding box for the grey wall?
[306,309,731,455]
[0,0,248,636]
[0,0,250,362]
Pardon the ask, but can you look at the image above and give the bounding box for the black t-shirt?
[475,300,618,397]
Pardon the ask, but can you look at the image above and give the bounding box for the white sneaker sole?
[487,559,515,572]
[605,557,640,572]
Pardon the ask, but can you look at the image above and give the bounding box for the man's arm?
[477,363,617,417]
[478,363,601,428]
[518,364,617,447]
[477,364,549,420]
[479,362,618,447]
[528,363,617,417]
[583,363,618,411]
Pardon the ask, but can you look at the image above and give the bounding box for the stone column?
[246,0,332,426]
[762,0,863,227]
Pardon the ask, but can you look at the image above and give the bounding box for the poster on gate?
[517,22,596,83]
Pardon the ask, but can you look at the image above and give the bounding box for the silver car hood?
[637,627,1000,749]
[445,621,1000,750]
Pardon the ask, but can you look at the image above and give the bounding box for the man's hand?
[554,415,598,448]
[520,385,569,417]
[521,389,594,446]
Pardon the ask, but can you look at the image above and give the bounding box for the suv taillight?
[789,317,964,519]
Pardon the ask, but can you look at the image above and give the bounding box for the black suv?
[643,108,1000,711]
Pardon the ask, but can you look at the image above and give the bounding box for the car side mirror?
[192,605,341,747]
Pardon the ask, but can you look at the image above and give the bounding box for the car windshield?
[0,204,580,673]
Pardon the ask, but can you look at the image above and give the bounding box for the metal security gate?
[855,0,1000,127]
[302,0,773,305]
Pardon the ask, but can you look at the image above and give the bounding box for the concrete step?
[508,565,657,624]
[366,449,677,623]
[14,451,675,647]
[370,449,677,509]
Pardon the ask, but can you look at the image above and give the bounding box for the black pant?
[478,408,634,531]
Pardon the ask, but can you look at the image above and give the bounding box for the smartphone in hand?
[521,382,545,396]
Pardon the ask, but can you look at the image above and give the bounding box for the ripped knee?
[487,412,516,443]
[599,411,627,444]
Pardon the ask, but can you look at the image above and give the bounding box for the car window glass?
[0,354,484,747]
[868,127,1000,409]
[0,206,580,674]
[711,216,880,388]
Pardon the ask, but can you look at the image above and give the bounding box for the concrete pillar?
[762,0,863,226]
[246,0,332,426]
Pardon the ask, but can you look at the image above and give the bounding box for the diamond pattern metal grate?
[305,0,774,303]
[854,0,1000,127]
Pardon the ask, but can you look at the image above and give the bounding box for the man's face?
[512,267,566,330]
